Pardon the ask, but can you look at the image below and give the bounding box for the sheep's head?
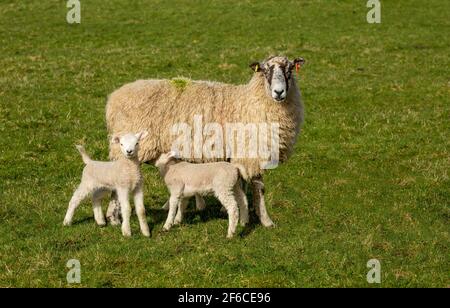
[250,56,305,102]
[155,151,178,168]
[112,131,149,159]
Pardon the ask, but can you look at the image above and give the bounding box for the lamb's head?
[112,131,149,159]
[250,56,305,103]
[155,151,178,168]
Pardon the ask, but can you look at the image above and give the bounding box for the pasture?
[0,0,448,287]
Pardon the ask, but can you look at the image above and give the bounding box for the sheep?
[63,132,150,237]
[155,151,249,238]
[105,55,305,228]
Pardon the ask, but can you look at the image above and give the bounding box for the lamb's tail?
[75,145,91,164]
[233,164,248,182]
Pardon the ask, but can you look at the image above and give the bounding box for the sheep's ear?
[293,57,305,66]
[112,136,120,144]
[249,61,263,72]
[137,130,149,140]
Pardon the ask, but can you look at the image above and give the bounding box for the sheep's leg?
[117,188,132,237]
[252,176,275,227]
[106,191,121,226]
[92,189,108,226]
[133,184,150,237]
[215,190,239,238]
[195,194,206,211]
[163,192,182,231]
[63,184,91,226]
[174,198,188,225]
[234,184,249,227]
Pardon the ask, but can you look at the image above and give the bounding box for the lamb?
[106,55,305,228]
[63,132,150,238]
[155,151,249,238]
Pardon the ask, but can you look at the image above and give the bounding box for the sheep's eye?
[120,143,123,146]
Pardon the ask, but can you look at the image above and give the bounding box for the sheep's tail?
[75,145,91,164]
[234,164,248,182]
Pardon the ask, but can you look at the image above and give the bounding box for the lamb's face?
[112,131,149,159]
[250,56,305,103]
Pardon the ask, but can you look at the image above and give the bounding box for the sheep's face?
[155,151,177,168]
[112,131,149,159]
[250,56,305,103]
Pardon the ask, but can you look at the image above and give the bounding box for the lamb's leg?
[252,176,275,227]
[63,184,91,226]
[163,193,181,231]
[162,194,205,211]
[216,190,239,238]
[234,184,249,227]
[174,198,188,225]
[92,189,108,226]
[133,184,150,237]
[106,190,121,226]
[117,188,132,237]
[161,200,169,211]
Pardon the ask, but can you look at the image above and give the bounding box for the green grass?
[0,0,448,287]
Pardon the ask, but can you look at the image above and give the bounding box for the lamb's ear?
[168,150,178,159]
[111,135,120,144]
[249,61,263,72]
[137,130,149,140]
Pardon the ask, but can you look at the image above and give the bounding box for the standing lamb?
[155,151,249,238]
[106,55,305,227]
[63,132,150,237]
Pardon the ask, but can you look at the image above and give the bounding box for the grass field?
[0,0,448,287]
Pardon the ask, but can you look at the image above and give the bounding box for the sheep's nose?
[274,89,284,97]
[127,150,133,154]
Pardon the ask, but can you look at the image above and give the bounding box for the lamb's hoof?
[261,219,276,228]
[96,221,107,227]
[173,219,182,226]
[239,219,249,227]
[63,220,71,226]
[162,224,172,232]
[226,234,235,239]
[122,229,132,237]
[107,216,121,226]
[142,232,151,238]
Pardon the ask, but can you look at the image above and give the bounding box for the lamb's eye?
[120,143,123,146]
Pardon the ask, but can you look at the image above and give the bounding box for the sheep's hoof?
[63,220,71,226]
[162,225,172,232]
[226,234,235,239]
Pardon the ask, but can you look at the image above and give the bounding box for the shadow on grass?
[71,216,95,225]
[147,194,261,238]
